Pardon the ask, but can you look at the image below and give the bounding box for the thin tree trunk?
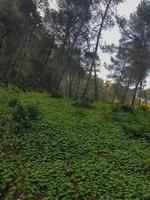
[69,21,84,55]
[144,91,148,105]
[131,79,141,106]
[94,63,98,101]
[0,32,6,54]
[138,80,143,107]
[54,22,85,93]
[53,67,66,93]
[65,74,68,96]
[75,75,81,98]
[69,72,76,98]
[40,36,55,88]
[112,62,126,103]
[69,73,72,98]
[45,37,55,66]
[51,29,70,93]
[82,0,112,99]
[6,32,28,81]
[121,70,134,106]
[15,28,34,80]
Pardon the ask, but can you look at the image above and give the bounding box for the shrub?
[72,98,93,109]
[139,104,149,111]
[112,105,135,113]
[8,98,18,107]
[10,103,40,134]
[51,92,63,99]
[25,104,40,121]
[121,105,135,112]
[112,104,120,112]
[122,123,150,140]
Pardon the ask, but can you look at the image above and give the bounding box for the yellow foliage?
[135,101,150,110]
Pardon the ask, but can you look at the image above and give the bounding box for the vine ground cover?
[0,86,150,200]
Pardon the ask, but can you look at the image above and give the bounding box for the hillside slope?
[0,86,150,200]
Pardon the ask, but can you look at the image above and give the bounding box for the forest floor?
[0,85,150,200]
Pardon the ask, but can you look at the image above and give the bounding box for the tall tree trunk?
[82,0,112,99]
[144,91,148,105]
[40,36,55,88]
[75,75,81,98]
[51,27,70,93]
[54,21,85,93]
[94,63,98,101]
[138,80,143,106]
[54,2,102,94]
[131,79,141,106]
[69,73,72,98]
[6,32,28,81]
[53,67,66,93]
[112,62,126,103]
[15,28,34,80]
[65,74,68,96]
[121,70,134,106]
[68,72,76,98]
[45,37,55,67]
[0,32,6,54]
[69,21,84,55]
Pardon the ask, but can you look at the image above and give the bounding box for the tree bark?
[131,78,141,106]
[69,73,72,98]
[75,75,81,98]
[144,91,148,105]
[121,70,134,106]
[53,21,85,93]
[82,0,112,99]
[94,62,98,101]
[65,74,68,96]
[40,36,55,88]
[138,80,143,106]
[0,32,6,54]
[112,62,126,103]
[15,28,34,80]
[6,32,28,81]
[53,67,66,93]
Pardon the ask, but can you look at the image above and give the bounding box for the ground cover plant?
[0,86,150,200]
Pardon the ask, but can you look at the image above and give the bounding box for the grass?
[0,85,150,200]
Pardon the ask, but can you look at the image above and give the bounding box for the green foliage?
[10,102,40,134]
[121,105,135,112]
[72,98,93,109]
[51,92,63,99]
[0,86,150,199]
[111,105,150,141]
[8,98,18,107]
[122,122,150,140]
[112,104,134,113]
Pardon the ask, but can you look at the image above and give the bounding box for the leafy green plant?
[8,98,18,107]
[72,98,93,109]
[0,86,150,200]
[122,122,150,140]
[112,104,121,112]
[51,92,63,99]
[10,103,40,134]
[121,105,135,112]
[112,105,135,113]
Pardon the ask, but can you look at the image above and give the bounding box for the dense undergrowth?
[0,85,150,200]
